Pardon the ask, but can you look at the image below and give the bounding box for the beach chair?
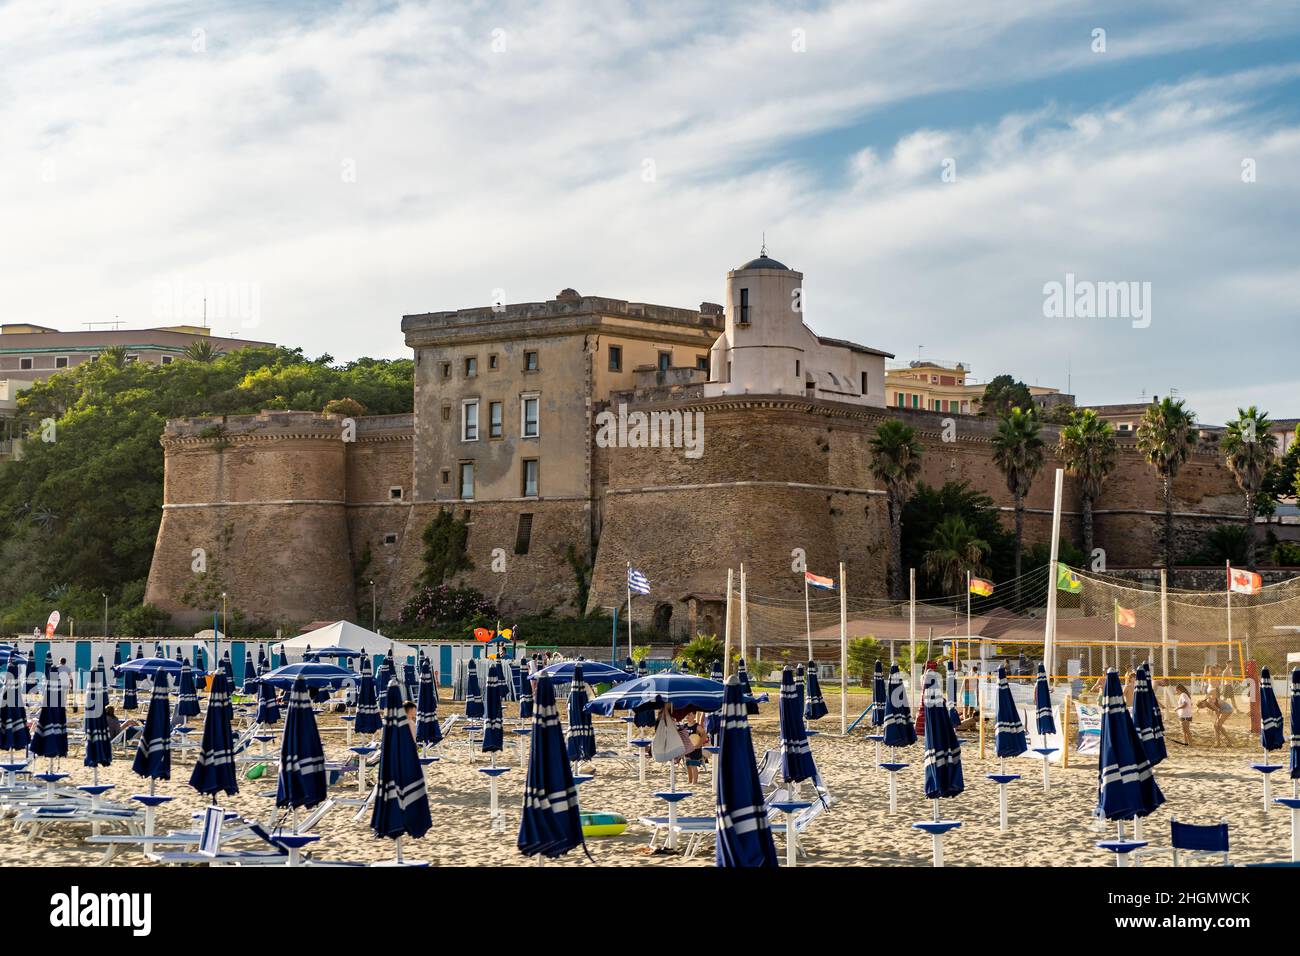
[13,803,144,843]
[1169,817,1230,866]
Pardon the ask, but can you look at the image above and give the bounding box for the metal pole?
[1160,569,1169,681]
[804,575,812,662]
[839,561,847,736]
[739,564,747,663]
[625,561,633,663]
[909,568,916,704]
[370,580,376,631]
[723,568,734,680]
[1044,467,1064,680]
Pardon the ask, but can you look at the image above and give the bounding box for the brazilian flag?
[1056,564,1082,594]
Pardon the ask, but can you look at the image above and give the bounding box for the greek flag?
[627,567,650,595]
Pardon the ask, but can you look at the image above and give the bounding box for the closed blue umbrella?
[354,657,381,735]
[517,674,586,860]
[371,679,432,841]
[993,666,1027,758]
[1033,663,1055,736]
[258,644,268,671]
[276,676,327,811]
[1259,666,1285,752]
[190,671,238,798]
[1130,664,1167,766]
[715,675,778,868]
[112,644,123,688]
[882,663,917,748]
[465,660,484,719]
[566,662,596,762]
[177,660,201,719]
[83,669,112,772]
[871,660,886,728]
[737,659,759,715]
[922,669,964,799]
[517,663,533,720]
[1288,668,1300,780]
[1097,668,1165,822]
[255,664,281,726]
[30,668,69,760]
[402,662,417,700]
[636,658,649,678]
[625,656,637,675]
[416,656,443,747]
[481,660,505,753]
[131,670,171,781]
[123,667,139,711]
[220,652,235,688]
[710,661,723,682]
[242,652,258,694]
[375,655,395,701]
[779,666,817,785]
[0,663,30,753]
[804,661,828,721]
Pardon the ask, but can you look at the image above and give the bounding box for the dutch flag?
[804,571,835,591]
[627,567,651,595]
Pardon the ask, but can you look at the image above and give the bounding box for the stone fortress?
[144,252,1246,634]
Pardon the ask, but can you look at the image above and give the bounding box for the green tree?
[921,515,990,603]
[99,345,129,370]
[979,375,1034,417]
[1136,397,1198,569]
[1058,408,1118,565]
[991,406,1045,598]
[678,634,723,674]
[868,419,923,599]
[1220,407,1277,569]
[846,636,888,680]
[417,509,474,588]
[900,480,1017,597]
[182,340,222,363]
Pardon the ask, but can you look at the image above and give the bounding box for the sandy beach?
[0,688,1290,867]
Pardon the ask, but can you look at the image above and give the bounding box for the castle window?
[524,351,539,371]
[738,288,750,326]
[461,400,479,441]
[382,533,398,546]
[795,360,800,377]
[861,371,868,395]
[459,462,475,500]
[489,401,503,438]
[608,345,622,372]
[488,354,498,370]
[657,351,671,371]
[441,362,451,379]
[440,468,450,484]
[521,459,538,497]
[465,356,478,377]
[389,486,403,500]
[521,395,539,438]
[514,513,533,554]
[696,355,708,371]
[441,405,451,422]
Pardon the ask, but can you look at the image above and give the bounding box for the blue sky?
[2,0,1298,422]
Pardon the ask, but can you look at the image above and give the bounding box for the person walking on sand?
[1174,684,1193,746]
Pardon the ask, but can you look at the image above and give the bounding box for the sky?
[3,0,1298,423]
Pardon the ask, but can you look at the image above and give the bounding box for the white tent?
[274,621,418,663]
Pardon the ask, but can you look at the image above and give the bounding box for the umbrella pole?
[887,769,897,815]
[395,835,404,865]
[931,799,944,867]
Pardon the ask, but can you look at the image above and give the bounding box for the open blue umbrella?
[417,656,443,747]
[190,671,238,798]
[117,656,184,680]
[177,660,201,719]
[465,660,484,719]
[1033,663,1055,736]
[371,678,432,843]
[882,663,917,748]
[517,674,586,860]
[778,665,817,786]
[993,666,1027,758]
[535,659,636,685]
[588,671,744,717]
[256,661,354,691]
[0,663,30,753]
[715,674,778,868]
[737,659,759,715]
[1130,664,1167,766]
[30,669,69,760]
[83,669,112,773]
[922,669,964,799]
[1260,666,1285,753]
[255,664,281,726]
[354,657,380,735]
[1097,668,1164,822]
[242,652,258,694]
[276,676,327,811]
[566,662,596,762]
[1290,668,1300,780]
[804,661,828,721]
[131,670,171,781]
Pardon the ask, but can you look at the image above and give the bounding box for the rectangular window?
[459,462,475,500]
[158,356,172,366]
[389,487,403,500]
[521,396,539,438]
[383,533,398,546]
[126,354,139,364]
[795,360,801,377]
[440,362,451,379]
[608,345,622,372]
[524,351,539,371]
[462,400,479,441]
[912,394,919,409]
[19,357,32,370]
[739,288,750,325]
[897,393,905,408]
[514,513,534,555]
[696,355,708,371]
[657,351,671,371]
[489,401,503,438]
[522,459,538,497]
[861,372,868,395]
[488,354,498,370]
[441,405,451,422]
[465,357,477,377]
[440,468,450,485]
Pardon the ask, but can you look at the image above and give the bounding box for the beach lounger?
[1168,817,1230,866]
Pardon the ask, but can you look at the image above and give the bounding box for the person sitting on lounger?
[104,705,140,742]
[403,701,418,740]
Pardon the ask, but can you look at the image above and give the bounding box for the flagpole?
[626,561,633,664]
[1226,560,1233,666]
[723,568,734,680]
[1112,599,1118,671]
[739,564,747,664]
[804,574,812,662]
[1045,467,1064,680]
[909,568,916,705]
[839,561,847,737]
[1160,569,1169,682]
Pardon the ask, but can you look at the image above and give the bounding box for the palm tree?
[1220,406,1277,568]
[182,339,222,363]
[922,514,990,603]
[991,406,1045,599]
[98,345,128,369]
[1058,408,1118,566]
[869,419,924,599]
[1136,397,1198,570]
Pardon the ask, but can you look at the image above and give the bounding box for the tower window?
[382,533,398,546]
[440,362,451,379]
[489,401,503,438]
[861,371,868,395]
[795,360,800,377]
[389,486,403,500]
[514,513,534,554]
[488,354,498,369]
[522,459,539,497]
[441,405,452,422]
[521,395,540,438]
[462,400,479,441]
[738,288,750,326]
[608,345,622,372]
[524,351,539,371]
[465,357,477,377]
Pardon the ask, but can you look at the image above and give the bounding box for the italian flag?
[1114,604,1137,629]
[969,577,994,597]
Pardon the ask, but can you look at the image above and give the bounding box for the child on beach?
[1174,685,1193,746]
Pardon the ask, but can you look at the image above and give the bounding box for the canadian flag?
[1228,567,1262,595]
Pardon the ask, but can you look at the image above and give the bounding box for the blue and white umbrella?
[402,662,417,700]
[993,666,1027,758]
[566,662,596,763]
[1290,668,1300,780]
[276,676,327,811]
[417,656,443,747]
[26,648,44,692]
[882,663,917,748]
[1033,663,1055,736]
[117,656,184,680]
[30,669,69,760]
[122,667,139,711]
[371,679,432,843]
[922,669,964,799]
[131,670,171,782]
[636,658,649,678]
[111,644,123,687]
[354,657,380,735]
[242,651,258,694]
[871,660,886,728]
[710,661,723,682]
[779,666,818,787]
[804,661,829,721]
[255,661,354,691]
[535,659,636,685]
[481,660,506,753]
[1097,668,1164,822]
[258,644,268,671]
[715,675,778,868]
[1260,666,1285,753]
[255,664,281,726]
[737,658,759,715]
[588,671,744,717]
[465,660,484,719]
[177,660,201,719]
[375,655,395,699]
[626,657,637,675]
[220,652,235,688]
[517,674,586,860]
[0,663,30,753]
[83,669,113,772]
[517,663,533,720]
[190,671,238,798]
[1130,664,1167,766]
